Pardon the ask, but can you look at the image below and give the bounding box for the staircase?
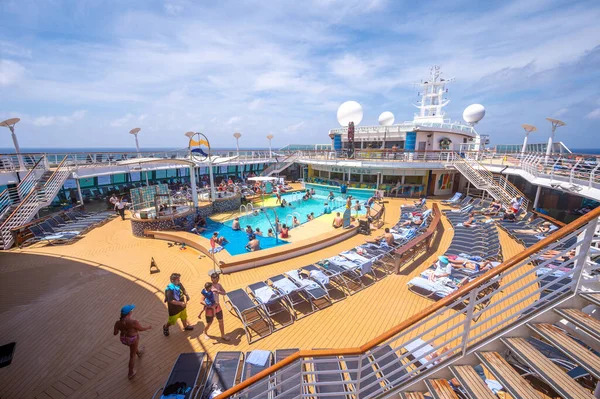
[261,153,298,177]
[0,156,71,249]
[453,153,530,210]
[215,207,600,399]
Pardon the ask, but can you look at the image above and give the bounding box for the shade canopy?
[248,176,278,181]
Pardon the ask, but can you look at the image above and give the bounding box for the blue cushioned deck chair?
[240,350,273,399]
[224,289,272,343]
[312,355,351,398]
[285,269,332,308]
[200,351,243,399]
[441,192,462,204]
[301,264,347,301]
[152,352,206,399]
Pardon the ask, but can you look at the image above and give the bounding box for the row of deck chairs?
[154,341,442,399]
[443,210,502,260]
[224,208,435,344]
[20,209,116,247]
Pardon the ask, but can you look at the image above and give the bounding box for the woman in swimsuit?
[113,304,152,379]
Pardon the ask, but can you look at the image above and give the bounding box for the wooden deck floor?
[0,199,529,399]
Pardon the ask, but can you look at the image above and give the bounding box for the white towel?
[309,270,330,285]
[273,278,298,294]
[246,350,271,366]
[254,286,275,303]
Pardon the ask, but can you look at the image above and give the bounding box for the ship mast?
[414,65,453,123]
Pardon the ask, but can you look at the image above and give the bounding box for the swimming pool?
[200,184,375,256]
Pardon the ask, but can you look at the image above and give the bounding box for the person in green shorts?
[163,273,194,336]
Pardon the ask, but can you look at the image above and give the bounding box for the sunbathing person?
[428,256,452,282]
[448,258,493,272]
[292,216,300,227]
[463,212,476,227]
[536,222,558,234]
[413,197,425,207]
[402,214,423,227]
[366,227,395,246]
[483,201,502,215]
[540,248,576,261]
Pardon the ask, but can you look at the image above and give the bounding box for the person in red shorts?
[201,273,229,341]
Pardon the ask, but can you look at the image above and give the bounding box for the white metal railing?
[42,156,71,205]
[16,156,46,199]
[261,153,299,176]
[0,189,41,249]
[218,209,600,399]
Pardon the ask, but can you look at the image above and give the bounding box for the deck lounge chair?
[247,282,294,329]
[301,264,347,300]
[267,274,315,319]
[152,352,206,399]
[317,260,364,294]
[285,269,332,308]
[240,350,273,399]
[312,356,351,398]
[200,351,243,399]
[224,289,272,343]
[441,192,462,204]
[274,349,302,398]
[21,225,78,247]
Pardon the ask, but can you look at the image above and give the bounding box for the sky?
[1,0,599,150]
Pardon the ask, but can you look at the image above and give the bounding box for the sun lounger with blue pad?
[268,274,315,319]
[152,352,206,399]
[240,350,273,399]
[200,351,243,399]
[224,289,272,343]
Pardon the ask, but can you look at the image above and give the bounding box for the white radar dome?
[337,101,363,126]
[463,104,486,125]
[378,111,395,126]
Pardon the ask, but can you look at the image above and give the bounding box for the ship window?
[404,175,424,185]
[362,174,378,183]
[330,172,343,180]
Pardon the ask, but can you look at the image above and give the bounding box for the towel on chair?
[309,270,330,285]
[273,278,299,294]
[254,286,275,303]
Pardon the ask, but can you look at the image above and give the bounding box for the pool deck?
[0,198,532,399]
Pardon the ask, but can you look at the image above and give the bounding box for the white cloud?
[226,116,241,126]
[284,121,305,132]
[31,110,87,126]
[138,114,148,121]
[248,99,264,110]
[164,2,184,15]
[110,113,135,127]
[0,60,25,86]
[552,108,569,118]
[587,108,600,120]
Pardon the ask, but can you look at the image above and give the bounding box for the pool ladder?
[285,212,302,229]
[239,203,255,223]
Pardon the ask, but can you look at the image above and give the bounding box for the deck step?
[425,379,458,399]
[449,365,497,399]
[501,337,594,399]
[579,292,600,307]
[528,323,600,379]
[555,308,600,343]
[475,351,540,399]
[401,392,427,399]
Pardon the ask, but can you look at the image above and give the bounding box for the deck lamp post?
[129,128,147,185]
[266,134,274,159]
[1,118,25,171]
[521,124,537,157]
[544,118,565,164]
[233,132,241,158]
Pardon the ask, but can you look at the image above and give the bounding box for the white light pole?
[233,132,241,157]
[185,131,199,207]
[129,128,141,156]
[544,118,565,164]
[267,134,274,158]
[521,124,537,156]
[1,118,25,170]
[129,128,147,184]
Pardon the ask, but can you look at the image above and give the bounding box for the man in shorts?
[201,273,229,341]
[113,304,152,379]
[163,273,194,336]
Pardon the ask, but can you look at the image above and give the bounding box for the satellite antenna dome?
[337,101,363,127]
[378,111,395,126]
[462,104,485,125]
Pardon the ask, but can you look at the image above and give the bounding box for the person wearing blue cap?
[113,304,152,379]
[429,256,452,282]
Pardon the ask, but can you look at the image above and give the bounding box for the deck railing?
[216,206,600,399]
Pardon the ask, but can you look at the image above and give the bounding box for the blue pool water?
[201,184,375,255]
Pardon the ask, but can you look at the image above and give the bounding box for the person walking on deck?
[201,273,229,341]
[113,304,151,379]
[114,197,128,220]
[163,273,194,336]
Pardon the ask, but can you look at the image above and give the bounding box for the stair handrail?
[215,204,600,399]
[16,155,47,198]
[43,155,69,189]
[0,188,39,231]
